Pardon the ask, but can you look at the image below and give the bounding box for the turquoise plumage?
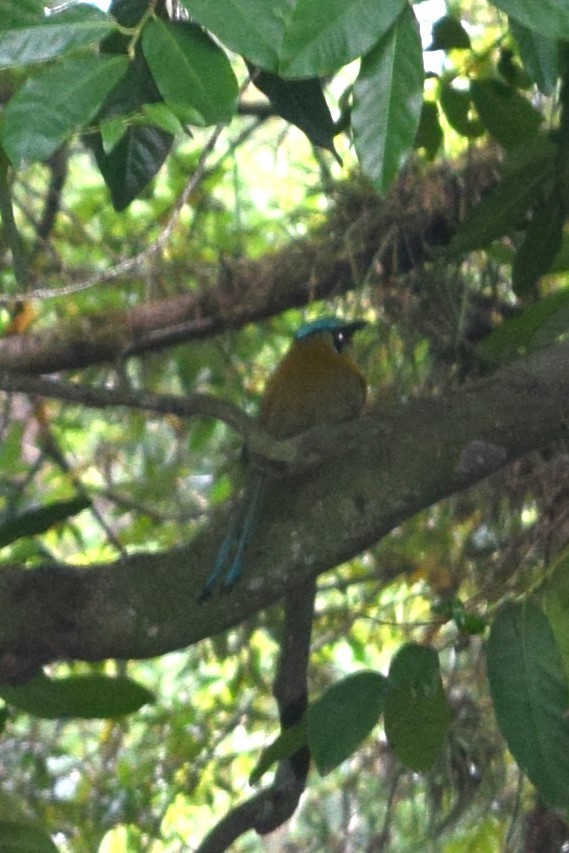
[199,316,367,600]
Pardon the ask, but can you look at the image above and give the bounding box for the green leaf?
[181,0,290,72]
[90,124,172,212]
[470,78,542,150]
[0,423,25,475]
[278,0,405,78]
[308,671,387,775]
[0,496,90,549]
[486,601,569,809]
[99,116,126,154]
[0,0,44,27]
[543,550,569,685]
[87,52,173,210]
[140,103,186,137]
[249,717,307,784]
[447,136,556,255]
[352,4,424,195]
[0,822,58,852]
[512,191,564,295]
[414,100,443,160]
[0,707,8,736]
[439,84,484,138]
[491,0,569,40]
[142,19,238,126]
[497,47,531,89]
[0,672,154,719]
[251,68,337,154]
[429,15,471,50]
[2,54,128,167]
[384,643,450,771]
[437,597,487,635]
[477,289,569,364]
[0,5,117,69]
[549,232,569,274]
[510,19,559,95]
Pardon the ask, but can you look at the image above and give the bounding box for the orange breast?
[259,336,367,438]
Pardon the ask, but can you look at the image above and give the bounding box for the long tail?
[199,474,265,601]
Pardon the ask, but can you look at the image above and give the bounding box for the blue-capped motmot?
[199,316,367,600]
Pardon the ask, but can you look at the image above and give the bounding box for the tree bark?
[0,337,565,681]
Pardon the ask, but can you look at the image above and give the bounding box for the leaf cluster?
[1,0,424,208]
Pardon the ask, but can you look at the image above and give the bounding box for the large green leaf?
[470,78,542,150]
[0,0,44,27]
[251,68,337,153]
[543,551,569,685]
[352,4,423,195]
[0,672,154,719]
[0,822,58,852]
[307,671,387,775]
[0,496,90,549]
[477,289,569,364]
[181,0,291,72]
[512,190,564,295]
[428,14,471,50]
[278,0,405,78]
[0,5,116,69]
[2,53,128,167]
[87,51,173,210]
[92,123,172,212]
[142,19,238,126]
[510,19,559,95]
[486,601,569,809]
[447,136,556,255]
[384,643,450,771]
[491,0,569,40]
[439,84,484,138]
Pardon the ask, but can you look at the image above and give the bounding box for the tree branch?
[196,583,316,851]
[0,372,380,469]
[0,373,252,436]
[0,340,566,680]
[0,150,500,375]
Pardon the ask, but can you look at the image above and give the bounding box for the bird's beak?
[343,320,367,336]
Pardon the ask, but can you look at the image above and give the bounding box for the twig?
[0,77,254,304]
[37,413,125,555]
[0,150,28,292]
[0,121,225,303]
[196,582,317,852]
[0,372,253,436]
[35,147,69,246]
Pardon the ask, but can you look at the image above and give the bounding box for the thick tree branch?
[0,150,500,375]
[0,341,567,680]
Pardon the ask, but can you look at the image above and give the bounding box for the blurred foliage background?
[2,0,569,850]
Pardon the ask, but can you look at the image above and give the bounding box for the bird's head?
[294,316,367,353]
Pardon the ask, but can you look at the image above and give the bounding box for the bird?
[199,316,367,600]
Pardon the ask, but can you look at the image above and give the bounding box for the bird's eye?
[332,330,346,352]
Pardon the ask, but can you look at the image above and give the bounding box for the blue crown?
[295,316,366,340]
